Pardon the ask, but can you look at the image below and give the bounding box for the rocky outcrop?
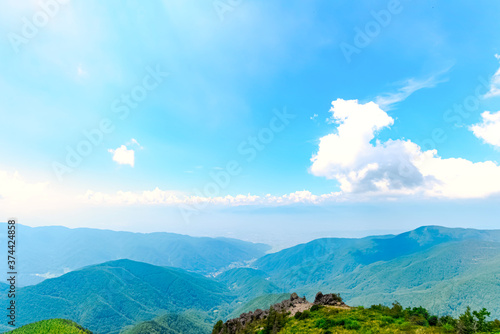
[218,293,308,332]
[212,292,348,334]
[313,291,346,307]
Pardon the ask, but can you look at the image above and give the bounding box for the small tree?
[457,307,476,334]
[212,320,224,334]
[457,307,491,334]
[473,308,491,332]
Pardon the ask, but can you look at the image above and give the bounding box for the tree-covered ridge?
[212,294,500,334]
[253,226,500,318]
[5,259,236,334]
[5,319,92,334]
[120,312,212,334]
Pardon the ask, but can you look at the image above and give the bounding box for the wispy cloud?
[375,69,450,110]
[128,138,143,149]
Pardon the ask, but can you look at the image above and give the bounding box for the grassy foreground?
[5,319,92,334]
[214,302,500,334]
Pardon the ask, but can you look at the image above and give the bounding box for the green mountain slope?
[342,241,500,317]
[254,226,500,318]
[6,259,236,334]
[5,319,92,334]
[120,312,211,334]
[0,224,269,286]
[215,268,282,300]
[256,226,500,287]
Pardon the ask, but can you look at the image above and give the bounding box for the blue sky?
[1,0,500,247]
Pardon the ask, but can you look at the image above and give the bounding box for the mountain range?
[0,224,269,286]
[2,225,500,333]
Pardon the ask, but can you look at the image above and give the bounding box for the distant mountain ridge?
[0,224,269,286]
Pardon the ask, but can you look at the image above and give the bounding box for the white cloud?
[484,55,500,98]
[470,111,500,148]
[1,168,341,214]
[108,144,135,167]
[128,138,143,149]
[0,169,77,215]
[33,268,71,279]
[0,170,49,202]
[375,72,448,110]
[79,188,342,206]
[310,99,500,199]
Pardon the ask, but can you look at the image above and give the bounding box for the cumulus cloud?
[108,144,135,167]
[484,55,500,98]
[310,99,500,199]
[470,111,500,148]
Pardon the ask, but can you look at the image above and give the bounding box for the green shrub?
[212,320,224,334]
[345,319,361,330]
[409,315,428,326]
[331,319,345,326]
[407,306,430,320]
[380,316,395,324]
[314,318,330,329]
[310,304,323,312]
[298,310,311,320]
[399,321,414,331]
[428,315,438,326]
[491,319,500,330]
[442,323,455,332]
[439,315,456,327]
